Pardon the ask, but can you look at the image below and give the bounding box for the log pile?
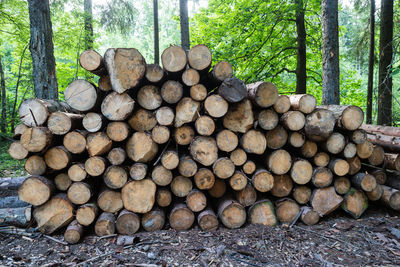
[7,44,400,244]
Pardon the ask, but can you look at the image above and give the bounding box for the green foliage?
[0,139,26,177]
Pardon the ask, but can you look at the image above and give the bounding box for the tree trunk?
[295,0,306,94]
[0,55,6,134]
[179,0,190,51]
[153,0,160,64]
[377,0,393,126]
[366,0,375,124]
[321,0,340,105]
[28,0,58,100]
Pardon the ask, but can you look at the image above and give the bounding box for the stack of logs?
[6,44,400,244]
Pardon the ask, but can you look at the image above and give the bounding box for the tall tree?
[28,0,58,100]
[180,0,190,51]
[154,0,160,64]
[0,55,6,134]
[366,0,375,124]
[377,0,393,126]
[295,0,306,94]
[84,0,93,49]
[321,0,340,104]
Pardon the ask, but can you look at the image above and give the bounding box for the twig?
[153,139,171,166]
[43,234,68,245]
[290,208,304,227]
[97,233,117,240]
[76,251,113,266]
[29,108,38,127]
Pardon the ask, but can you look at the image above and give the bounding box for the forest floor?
[1,205,400,266]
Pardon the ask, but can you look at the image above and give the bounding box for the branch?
[271,68,296,81]
[307,75,322,84]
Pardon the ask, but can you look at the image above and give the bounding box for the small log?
[208,179,226,198]
[304,108,335,141]
[152,125,170,144]
[341,188,368,219]
[106,122,130,142]
[288,94,316,114]
[276,199,300,223]
[107,147,127,165]
[195,115,215,136]
[174,97,200,127]
[300,140,317,158]
[386,173,400,190]
[218,77,247,103]
[324,132,346,154]
[266,125,288,150]
[68,163,87,182]
[352,173,377,192]
[267,149,292,175]
[367,145,385,166]
[197,208,219,231]
[44,146,71,170]
[182,68,200,87]
[329,158,350,176]
[186,189,207,212]
[242,160,256,175]
[190,136,218,166]
[342,142,357,159]
[169,203,195,231]
[319,105,364,131]
[152,165,173,186]
[128,109,157,132]
[161,45,187,73]
[247,81,278,108]
[64,220,84,244]
[82,112,104,133]
[273,95,291,114]
[381,185,400,210]
[188,44,212,71]
[293,185,312,204]
[18,176,55,206]
[67,182,93,205]
[47,112,83,135]
[311,187,343,216]
[104,48,146,93]
[222,99,254,133]
[204,94,229,118]
[311,167,333,188]
[384,153,400,171]
[161,150,179,170]
[85,156,106,177]
[333,176,351,195]
[0,206,32,227]
[366,133,400,153]
[190,84,207,101]
[137,85,162,110]
[258,109,279,131]
[76,203,98,226]
[129,163,147,181]
[20,127,52,153]
[360,123,400,137]
[178,156,198,178]
[19,99,71,127]
[350,129,367,144]
[54,173,72,191]
[101,92,135,121]
[97,189,123,213]
[216,130,238,153]
[145,64,165,84]
[194,168,215,190]
[236,184,257,207]
[208,61,233,86]
[347,156,362,175]
[301,207,320,226]
[95,212,115,237]
[24,155,46,175]
[218,198,246,229]
[271,174,293,197]
[121,179,156,213]
[156,106,175,126]
[280,111,305,131]
[252,169,274,193]
[290,158,313,185]
[116,209,140,235]
[126,132,158,163]
[240,129,267,155]
[65,80,98,112]
[288,132,306,148]
[213,157,235,179]
[174,125,195,146]
[161,80,183,104]
[142,208,165,231]
[248,199,277,226]
[13,124,29,139]
[63,130,87,154]
[98,75,112,92]
[171,176,193,197]
[365,184,383,201]
[156,188,172,207]
[230,148,247,166]
[229,171,248,191]
[104,165,128,189]
[79,49,106,76]
[86,132,112,157]
[313,152,330,167]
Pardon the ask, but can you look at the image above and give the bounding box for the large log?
[300,140,317,158]
[319,105,364,131]
[156,188,172,207]
[171,176,193,197]
[137,85,162,110]
[44,146,71,171]
[223,99,254,133]
[341,188,368,219]
[161,45,187,74]
[288,94,316,114]
[266,125,288,150]
[213,157,235,179]
[107,147,127,166]
[101,92,135,121]
[174,97,200,127]
[63,130,87,154]
[190,84,207,101]
[290,158,313,185]
[8,141,28,160]
[218,77,247,103]
[243,160,256,175]
[288,132,306,148]
[178,156,198,178]
[68,163,87,182]
[129,163,147,181]
[145,64,165,84]
[188,44,212,72]
[324,132,346,154]
[368,145,385,166]
[174,125,195,145]
[314,152,330,167]
[18,176,55,206]
[301,207,320,226]
[82,112,105,133]
[186,189,207,212]
[216,130,238,152]
[229,171,247,191]
[190,136,218,166]
[161,150,179,170]
[152,125,171,144]
[121,179,156,213]
[19,99,71,127]
[304,109,335,142]
[104,165,128,189]
[161,80,183,104]
[311,187,343,216]
[97,189,123,213]
[24,155,46,176]
[194,168,215,190]
[20,127,52,153]
[205,94,229,118]
[271,174,293,197]
[128,109,157,132]
[248,199,277,226]
[275,199,300,223]
[152,165,173,186]
[85,156,106,177]
[258,109,279,131]
[333,176,351,195]
[67,182,93,205]
[47,112,83,135]
[195,115,215,136]
[182,68,200,87]
[156,107,175,126]
[65,80,98,112]
[230,148,247,166]
[247,82,278,108]
[106,122,130,142]
[169,203,195,231]
[267,149,292,175]
[311,167,333,188]
[280,111,305,131]
[273,95,291,114]
[86,132,112,157]
[218,198,246,229]
[252,169,274,193]
[76,203,98,226]
[240,129,267,155]
[293,185,312,204]
[54,173,72,191]
[126,132,158,163]
[0,205,32,227]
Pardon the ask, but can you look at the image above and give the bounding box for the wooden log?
[324,132,346,154]
[271,174,293,197]
[107,147,126,165]
[98,75,112,92]
[64,220,84,244]
[195,115,215,136]
[63,130,87,154]
[13,124,29,139]
[128,109,157,132]
[208,179,226,198]
[116,209,140,235]
[0,206,32,227]
[20,127,52,153]
[341,188,368,219]
[229,171,248,191]
[350,129,367,144]
[242,160,256,175]
[18,176,55,206]
[367,145,385,166]
[174,97,200,127]
[68,163,87,182]
[248,199,277,226]
[288,132,306,148]
[156,188,172,207]
[208,60,233,86]
[204,94,229,119]
[106,122,130,142]
[44,146,71,170]
[386,173,400,190]
[194,168,215,190]
[218,198,246,229]
[161,80,183,104]
[152,165,173,186]
[366,133,400,153]
[152,125,170,144]
[300,140,317,158]
[329,158,350,176]
[273,95,291,114]
[236,184,257,207]
[65,80,98,112]
[142,208,165,232]
[241,129,267,155]
[169,203,195,231]
[347,156,362,175]
[290,158,313,185]
[311,167,333,188]
[365,184,383,201]
[267,149,292,175]
[161,150,179,170]
[174,125,195,146]
[85,156,106,177]
[223,99,254,133]
[319,105,364,131]
[360,124,400,137]
[311,187,343,216]
[47,112,83,135]
[76,203,98,226]
[171,176,193,197]
[19,99,71,127]
[288,94,316,114]
[186,189,207,212]
[128,163,148,182]
[97,189,123,213]
[230,148,247,166]
[334,176,351,195]
[126,132,158,163]
[304,108,335,142]
[121,179,156,213]
[24,155,46,175]
[145,64,165,84]
[137,85,162,110]
[161,45,187,73]
[266,125,288,150]
[178,156,198,178]
[293,185,312,204]
[188,44,212,72]
[67,182,92,205]
[104,48,146,93]
[79,49,106,76]
[352,173,377,192]
[182,68,200,87]
[381,185,400,210]
[190,84,207,101]
[197,208,219,231]
[370,169,387,185]
[218,77,247,103]
[95,212,115,236]
[213,157,235,179]
[252,169,274,193]
[314,152,330,167]
[216,130,238,153]
[301,207,320,226]
[82,112,104,133]
[384,153,400,171]
[342,142,357,159]
[247,81,278,108]
[156,106,175,126]
[190,136,218,166]
[54,173,72,191]
[33,193,74,234]
[276,199,300,223]
[258,109,279,131]
[101,92,135,121]
[104,165,128,189]
[280,111,305,131]
[86,132,112,157]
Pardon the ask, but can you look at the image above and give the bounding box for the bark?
[153,0,159,64]
[295,0,307,94]
[366,0,375,124]
[0,55,6,134]
[179,0,190,51]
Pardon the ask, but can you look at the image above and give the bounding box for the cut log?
[64,220,84,244]
[97,189,123,213]
[190,136,218,166]
[160,80,183,104]
[24,155,46,175]
[342,142,357,159]
[44,146,71,170]
[156,188,172,207]
[95,212,115,236]
[313,152,330,167]
[319,105,364,131]
[169,203,195,231]
[209,61,233,85]
[248,199,277,226]
[65,80,98,112]
[304,109,335,142]
[288,132,306,148]
[216,130,238,153]
[86,132,112,157]
[79,49,106,76]
[190,84,207,101]
[76,203,98,226]
[161,45,187,73]
[222,99,253,133]
[82,112,104,133]
[213,157,235,179]
[98,75,112,92]
[341,188,368,219]
[351,129,367,144]
[101,92,135,121]
[240,129,267,155]
[186,189,207,212]
[229,171,248,191]
[104,165,128,189]
[152,125,170,144]
[194,168,215,190]
[258,109,279,131]
[85,156,106,177]
[311,167,333,188]
[104,48,146,93]
[247,82,278,108]
[324,132,346,154]
[178,156,198,178]
[106,122,130,142]
[218,77,247,103]
[352,173,377,192]
[19,99,71,127]
[365,184,383,201]
[290,159,313,185]
[218,198,246,229]
[301,140,317,158]
[63,130,87,154]
[182,68,200,87]
[288,94,316,114]
[0,206,32,227]
[54,173,72,191]
[360,124,400,137]
[267,149,292,175]
[236,184,257,207]
[311,187,343,216]
[67,182,92,205]
[171,176,193,197]
[129,109,157,132]
[367,145,385,166]
[197,208,219,231]
[252,169,274,193]
[156,107,175,126]
[188,44,212,71]
[366,133,400,153]
[152,165,173,186]
[230,148,247,166]
[145,64,165,84]
[208,179,226,198]
[174,125,195,146]
[329,158,350,176]
[20,127,52,153]
[204,94,229,118]
[18,176,55,206]
[47,112,83,135]
[121,179,156,213]
[271,174,293,197]
[280,111,305,131]
[161,150,179,170]
[275,199,300,223]
[33,193,74,234]
[384,153,400,171]
[174,97,200,127]
[266,125,288,150]
[129,163,147,181]
[273,95,291,114]
[301,207,320,226]
[334,176,351,195]
[116,209,140,235]
[13,124,29,139]
[137,85,162,110]
[142,208,165,231]
[381,185,400,210]
[242,160,256,175]
[293,186,312,204]
[347,156,362,175]
[370,169,387,185]
[107,147,127,165]
[195,115,215,136]
[126,132,158,163]
[68,163,87,182]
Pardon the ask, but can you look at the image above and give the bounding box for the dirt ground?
[1,205,400,266]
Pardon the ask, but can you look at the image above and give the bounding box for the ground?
[1,205,400,266]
